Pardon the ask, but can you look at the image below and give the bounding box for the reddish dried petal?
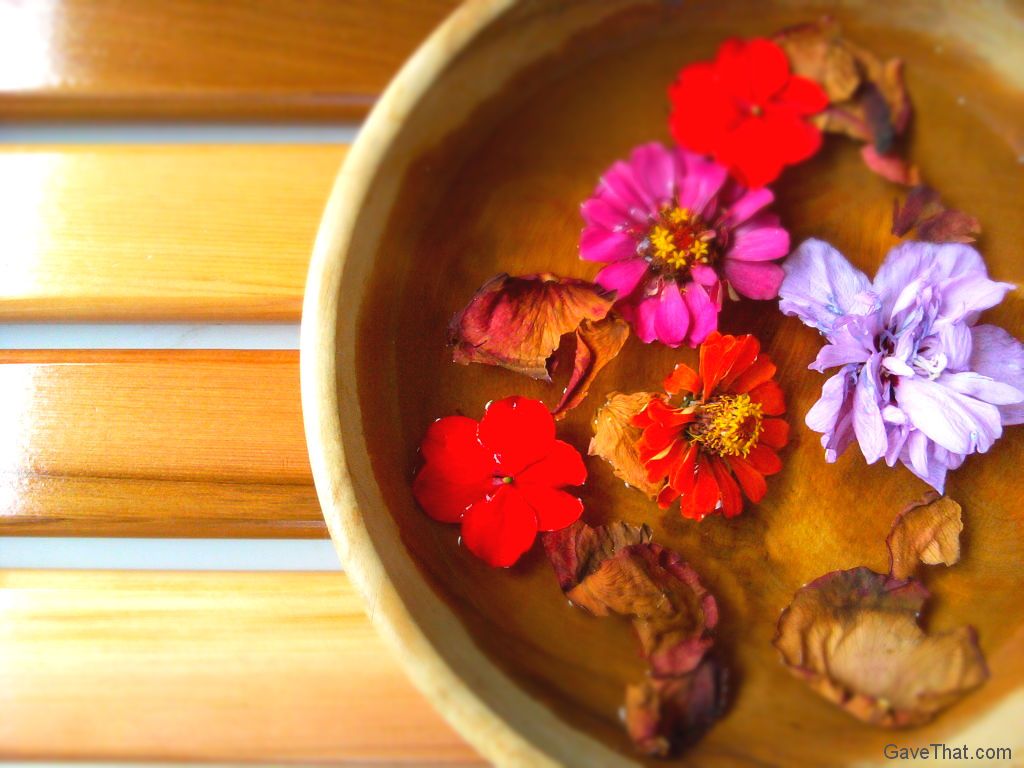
[552,315,630,419]
[518,486,584,532]
[448,273,615,380]
[517,439,586,488]
[478,396,555,476]
[460,486,538,568]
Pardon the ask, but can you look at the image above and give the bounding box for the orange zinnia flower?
[632,332,788,519]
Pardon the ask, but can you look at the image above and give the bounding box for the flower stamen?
[646,205,717,275]
[691,393,764,457]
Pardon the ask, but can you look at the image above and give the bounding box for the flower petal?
[806,370,852,434]
[412,463,490,523]
[676,149,729,217]
[743,38,792,102]
[722,185,775,227]
[852,356,887,464]
[517,439,587,487]
[726,455,767,502]
[749,380,786,415]
[460,486,538,567]
[723,258,785,300]
[896,376,1002,455]
[682,458,720,520]
[654,281,691,348]
[759,417,790,449]
[774,75,829,115]
[747,444,782,475]
[779,239,872,333]
[629,142,677,206]
[664,362,701,396]
[683,284,719,346]
[595,258,650,298]
[419,415,495,480]
[633,295,661,344]
[479,396,555,475]
[668,62,742,155]
[970,324,1024,425]
[729,354,777,394]
[518,486,584,532]
[581,196,629,230]
[727,213,790,262]
[708,457,743,518]
[580,227,639,263]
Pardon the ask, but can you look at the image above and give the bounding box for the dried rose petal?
[774,567,988,727]
[545,523,726,755]
[588,391,666,499]
[543,519,652,592]
[892,185,981,243]
[552,315,630,420]
[887,492,963,580]
[775,17,916,184]
[624,658,728,758]
[448,273,615,380]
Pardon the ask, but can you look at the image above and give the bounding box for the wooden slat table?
[0,1,478,764]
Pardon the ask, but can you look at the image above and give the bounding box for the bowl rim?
[299,1,575,766]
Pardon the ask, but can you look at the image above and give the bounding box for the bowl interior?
[334,1,1024,764]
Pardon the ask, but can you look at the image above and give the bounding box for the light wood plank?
[0,569,479,763]
[0,0,458,120]
[0,145,345,320]
[0,350,325,537]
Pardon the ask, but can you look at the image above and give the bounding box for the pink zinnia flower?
[579,142,790,348]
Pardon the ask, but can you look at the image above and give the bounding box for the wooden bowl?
[301,1,1024,764]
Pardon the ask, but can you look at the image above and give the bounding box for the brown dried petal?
[887,492,963,580]
[892,186,981,243]
[774,18,861,102]
[774,568,988,727]
[624,658,728,758]
[589,391,666,499]
[552,315,630,420]
[448,273,615,381]
[776,17,915,184]
[543,519,652,593]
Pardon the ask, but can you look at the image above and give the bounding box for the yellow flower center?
[647,205,716,274]
[692,394,764,457]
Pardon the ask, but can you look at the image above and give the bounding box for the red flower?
[668,38,829,188]
[413,396,587,567]
[633,332,788,520]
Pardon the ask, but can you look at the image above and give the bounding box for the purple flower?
[580,142,789,348]
[780,239,1024,492]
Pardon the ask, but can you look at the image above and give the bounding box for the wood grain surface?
[0,569,479,764]
[0,350,324,537]
[0,0,458,120]
[0,145,347,321]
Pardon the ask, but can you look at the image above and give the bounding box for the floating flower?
[668,37,829,187]
[780,239,1024,492]
[412,396,586,567]
[580,142,790,348]
[632,332,789,519]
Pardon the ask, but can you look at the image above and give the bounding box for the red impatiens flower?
[668,38,829,188]
[413,396,587,567]
[633,332,788,520]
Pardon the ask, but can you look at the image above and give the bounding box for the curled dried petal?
[448,273,615,380]
[774,567,987,727]
[887,492,963,580]
[553,315,630,419]
[589,391,667,499]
